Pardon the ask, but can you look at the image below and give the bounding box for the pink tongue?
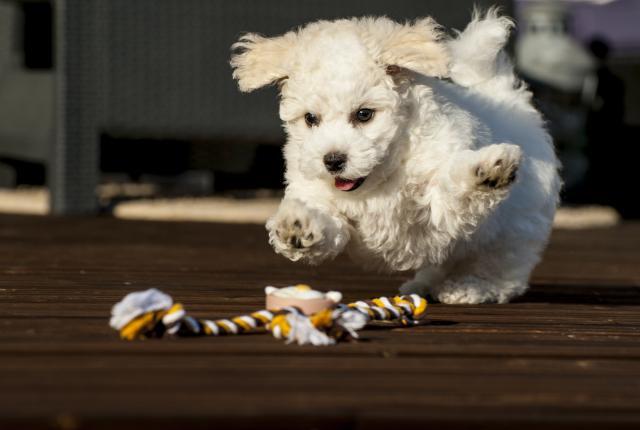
[334,178,357,191]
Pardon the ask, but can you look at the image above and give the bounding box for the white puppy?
[231,10,561,304]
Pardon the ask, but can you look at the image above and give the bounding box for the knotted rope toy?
[110,284,428,346]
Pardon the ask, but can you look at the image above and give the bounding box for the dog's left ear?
[230,32,296,93]
[369,17,449,78]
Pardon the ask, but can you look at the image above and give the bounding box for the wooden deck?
[1,214,639,429]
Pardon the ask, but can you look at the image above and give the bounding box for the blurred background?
[0,0,638,225]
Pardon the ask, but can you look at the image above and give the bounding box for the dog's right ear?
[230,32,296,93]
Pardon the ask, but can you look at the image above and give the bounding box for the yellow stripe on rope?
[310,308,334,329]
[251,311,271,324]
[119,310,165,340]
[371,298,387,309]
[167,303,184,314]
[232,317,252,331]
[268,314,292,338]
[202,322,214,335]
[399,295,428,319]
[216,320,237,334]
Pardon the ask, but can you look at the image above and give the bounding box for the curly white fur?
[231,9,561,304]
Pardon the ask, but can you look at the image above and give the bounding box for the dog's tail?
[447,8,518,91]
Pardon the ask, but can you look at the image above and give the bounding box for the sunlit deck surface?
[1,214,639,429]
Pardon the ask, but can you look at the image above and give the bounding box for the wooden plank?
[0,214,639,429]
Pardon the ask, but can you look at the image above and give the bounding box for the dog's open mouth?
[334,176,366,192]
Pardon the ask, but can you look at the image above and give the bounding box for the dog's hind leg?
[431,275,528,304]
[425,234,543,304]
[399,265,449,297]
[428,248,536,304]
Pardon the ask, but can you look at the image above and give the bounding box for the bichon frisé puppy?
[230,10,561,304]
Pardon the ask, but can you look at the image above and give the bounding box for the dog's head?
[231,17,448,194]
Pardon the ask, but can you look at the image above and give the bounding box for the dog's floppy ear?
[230,32,296,93]
[370,17,449,78]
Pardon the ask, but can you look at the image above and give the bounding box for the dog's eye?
[354,108,374,123]
[304,112,319,127]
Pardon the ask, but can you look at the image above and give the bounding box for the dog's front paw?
[266,200,345,264]
[472,144,522,191]
[270,213,324,259]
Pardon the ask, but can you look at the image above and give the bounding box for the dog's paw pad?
[273,215,324,251]
[474,145,521,190]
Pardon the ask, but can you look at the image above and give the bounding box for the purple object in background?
[571,0,640,55]
[515,0,640,56]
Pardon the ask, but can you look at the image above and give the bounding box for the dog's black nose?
[323,152,347,173]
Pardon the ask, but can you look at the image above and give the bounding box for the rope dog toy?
[110,284,428,346]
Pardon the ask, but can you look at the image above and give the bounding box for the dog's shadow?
[411,284,640,306]
[514,284,640,306]
[364,319,458,331]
